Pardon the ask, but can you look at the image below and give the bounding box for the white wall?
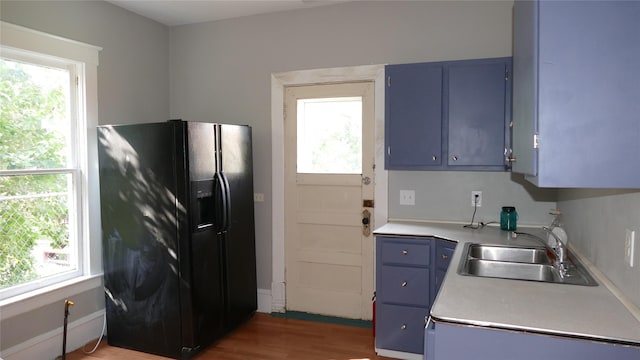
[0,0,169,354]
[558,190,640,308]
[169,0,518,290]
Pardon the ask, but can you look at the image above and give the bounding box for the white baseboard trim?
[1,309,105,360]
[1,288,273,359]
[257,288,272,313]
[270,281,285,313]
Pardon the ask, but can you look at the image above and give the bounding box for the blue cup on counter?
[500,206,517,231]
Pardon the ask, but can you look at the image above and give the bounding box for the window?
[0,22,100,301]
[296,97,363,174]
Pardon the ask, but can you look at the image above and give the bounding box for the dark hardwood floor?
[67,313,394,360]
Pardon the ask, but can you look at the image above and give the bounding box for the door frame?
[271,65,388,312]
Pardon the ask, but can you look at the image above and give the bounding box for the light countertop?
[374,221,640,346]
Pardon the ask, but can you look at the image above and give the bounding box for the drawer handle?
[401,281,408,287]
[441,254,448,260]
[400,324,407,330]
[401,250,408,256]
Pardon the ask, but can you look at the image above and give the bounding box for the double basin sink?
[458,243,598,286]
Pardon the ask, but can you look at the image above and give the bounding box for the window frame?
[0,21,101,305]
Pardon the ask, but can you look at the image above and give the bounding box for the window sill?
[0,274,103,320]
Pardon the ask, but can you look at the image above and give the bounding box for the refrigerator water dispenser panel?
[192,179,215,231]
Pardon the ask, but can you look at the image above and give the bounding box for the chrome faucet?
[543,226,569,276]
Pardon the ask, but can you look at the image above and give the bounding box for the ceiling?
[107,0,350,26]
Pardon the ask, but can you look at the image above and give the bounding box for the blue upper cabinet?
[447,59,512,169]
[385,58,512,171]
[385,62,444,169]
[512,0,640,188]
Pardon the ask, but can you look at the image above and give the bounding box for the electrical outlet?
[400,190,415,206]
[625,229,635,267]
[471,191,482,207]
[254,193,264,202]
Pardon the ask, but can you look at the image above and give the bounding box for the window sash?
[0,31,90,300]
[0,168,84,300]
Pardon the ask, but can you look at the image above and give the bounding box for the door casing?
[270,65,387,313]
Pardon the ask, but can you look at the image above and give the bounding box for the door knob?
[362,209,371,237]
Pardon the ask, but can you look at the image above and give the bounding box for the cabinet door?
[435,241,455,271]
[447,58,511,169]
[512,0,538,176]
[513,1,640,187]
[385,63,443,169]
[432,322,640,360]
[432,241,456,304]
[377,304,429,354]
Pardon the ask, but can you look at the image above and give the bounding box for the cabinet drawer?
[435,245,455,271]
[379,266,429,307]
[376,304,429,354]
[381,240,430,266]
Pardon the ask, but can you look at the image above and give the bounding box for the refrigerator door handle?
[214,172,227,233]
[220,172,231,232]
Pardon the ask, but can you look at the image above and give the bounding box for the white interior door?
[284,82,374,320]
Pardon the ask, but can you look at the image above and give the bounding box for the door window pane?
[297,97,362,174]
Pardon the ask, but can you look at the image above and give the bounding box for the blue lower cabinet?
[376,236,457,358]
[424,318,436,360]
[377,304,429,354]
[426,321,640,360]
[433,240,455,300]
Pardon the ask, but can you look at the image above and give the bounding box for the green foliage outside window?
[0,59,70,288]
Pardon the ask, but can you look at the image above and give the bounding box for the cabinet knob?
[432,155,437,161]
[441,254,448,260]
[451,155,458,161]
[400,324,407,330]
[401,281,408,287]
[401,250,408,256]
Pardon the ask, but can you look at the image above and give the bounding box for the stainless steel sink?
[467,244,552,264]
[464,259,559,282]
[458,244,598,286]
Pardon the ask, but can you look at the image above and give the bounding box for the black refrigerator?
[97,120,257,359]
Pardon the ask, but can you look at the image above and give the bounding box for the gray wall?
[3,0,636,352]
[558,190,640,308]
[389,171,557,225]
[1,1,170,126]
[0,0,169,351]
[169,0,517,290]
